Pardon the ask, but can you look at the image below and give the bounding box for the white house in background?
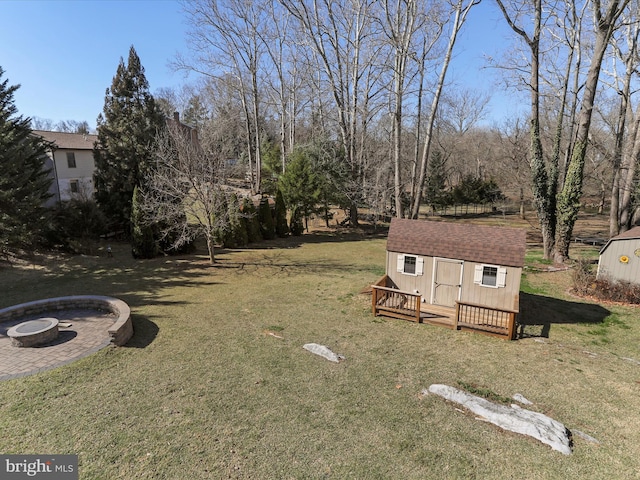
[33,130,98,206]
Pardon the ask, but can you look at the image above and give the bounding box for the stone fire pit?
[8,317,59,347]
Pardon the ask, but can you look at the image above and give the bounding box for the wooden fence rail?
[455,301,517,340]
[372,278,422,323]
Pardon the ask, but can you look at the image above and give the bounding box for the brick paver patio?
[0,308,115,381]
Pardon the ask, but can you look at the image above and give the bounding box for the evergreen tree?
[424,149,449,212]
[450,176,506,206]
[0,67,52,253]
[130,186,157,258]
[258,197,276,240]
[93,46,165,231]
[304,139,348,227]
[214,194,249,249]
[241,198,263,243]
[213,194,231,247]
[289,207,304,236]
[228,194,248,248]
[182,94,209,129]
[274,189,289,237]
[260,140,282,195]
[279,149,320,232]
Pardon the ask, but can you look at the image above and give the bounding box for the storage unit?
[373,218,526,339]
[597,227,640,285]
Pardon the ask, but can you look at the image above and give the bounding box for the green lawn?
[1,232,640,479]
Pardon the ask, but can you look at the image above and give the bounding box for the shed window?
[474,264,507,288]
[404,255,416,274]
[67,152,76,168]
[397,254,424,276]
[482,266,498,286]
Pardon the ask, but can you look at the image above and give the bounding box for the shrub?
[241,198,263,243]
[42,199,108,254]
[572,258,595,295]
[572,259,640,304]
[258,197,276,240]
[131,186,157,259]
[228,194,248,248]
[275,189,289,237]
[593,277,640,304]
[217,194,248,249]
[157,227,196,255]
[213,195,231,247]
[289,207,304,236]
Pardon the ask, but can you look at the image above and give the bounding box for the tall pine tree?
[279,150,320,232]
[93,46,164,231]
[0,67,52,253]
[424,149,448,212]
[130,186,157,258]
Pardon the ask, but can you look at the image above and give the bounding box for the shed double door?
[432,258,463,307]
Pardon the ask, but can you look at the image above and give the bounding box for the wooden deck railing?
[371,276,422,323]
[455,301,517,340]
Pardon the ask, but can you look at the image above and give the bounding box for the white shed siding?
[460,263,521,311]
[386,251,433,296]
[598,238,640,284]
[387,251,521,311]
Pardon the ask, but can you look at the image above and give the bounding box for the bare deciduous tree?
[495,0,553,257]
[494,116,532,219]
[31,117,91,133]
[604,1,640,235]
[496,0,631,262]
[555,0,631,262]
[380,0,422,217]
[409,0,479,219]
[142,122,229,264]
[281,0,381,225]
[179,0,267,194]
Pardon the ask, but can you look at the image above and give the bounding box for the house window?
[69,180,79,194]
[397,254,424,276]
[67,152,76,168]
[474,264,507,288]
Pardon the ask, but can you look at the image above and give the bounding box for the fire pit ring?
[7,317,59,347]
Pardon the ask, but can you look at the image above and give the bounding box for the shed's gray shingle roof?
[599,226,640,254]
[387,218,526,268]
[33,130,97,150]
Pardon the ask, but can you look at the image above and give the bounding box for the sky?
[0,0,526,131]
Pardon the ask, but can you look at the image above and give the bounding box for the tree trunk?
[206,236,215,265]
[527,20,555,259]
[410,0,475,219]
[608,49,635,235]
[251,70,262,193]
[619,111,640,231]
[496,0,555,258]
[393,70,403,218]
[554,1,629,262]
[240,90,256,193]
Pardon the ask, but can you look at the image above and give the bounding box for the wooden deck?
[418,303,455,329]
[371,276,455,328]
[371,275,515,339]
[455,301,517,339]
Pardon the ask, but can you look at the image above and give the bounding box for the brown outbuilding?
[372,218,527,339]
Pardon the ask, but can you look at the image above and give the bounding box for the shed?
[597,226,640,284]
[372,218,526,339]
